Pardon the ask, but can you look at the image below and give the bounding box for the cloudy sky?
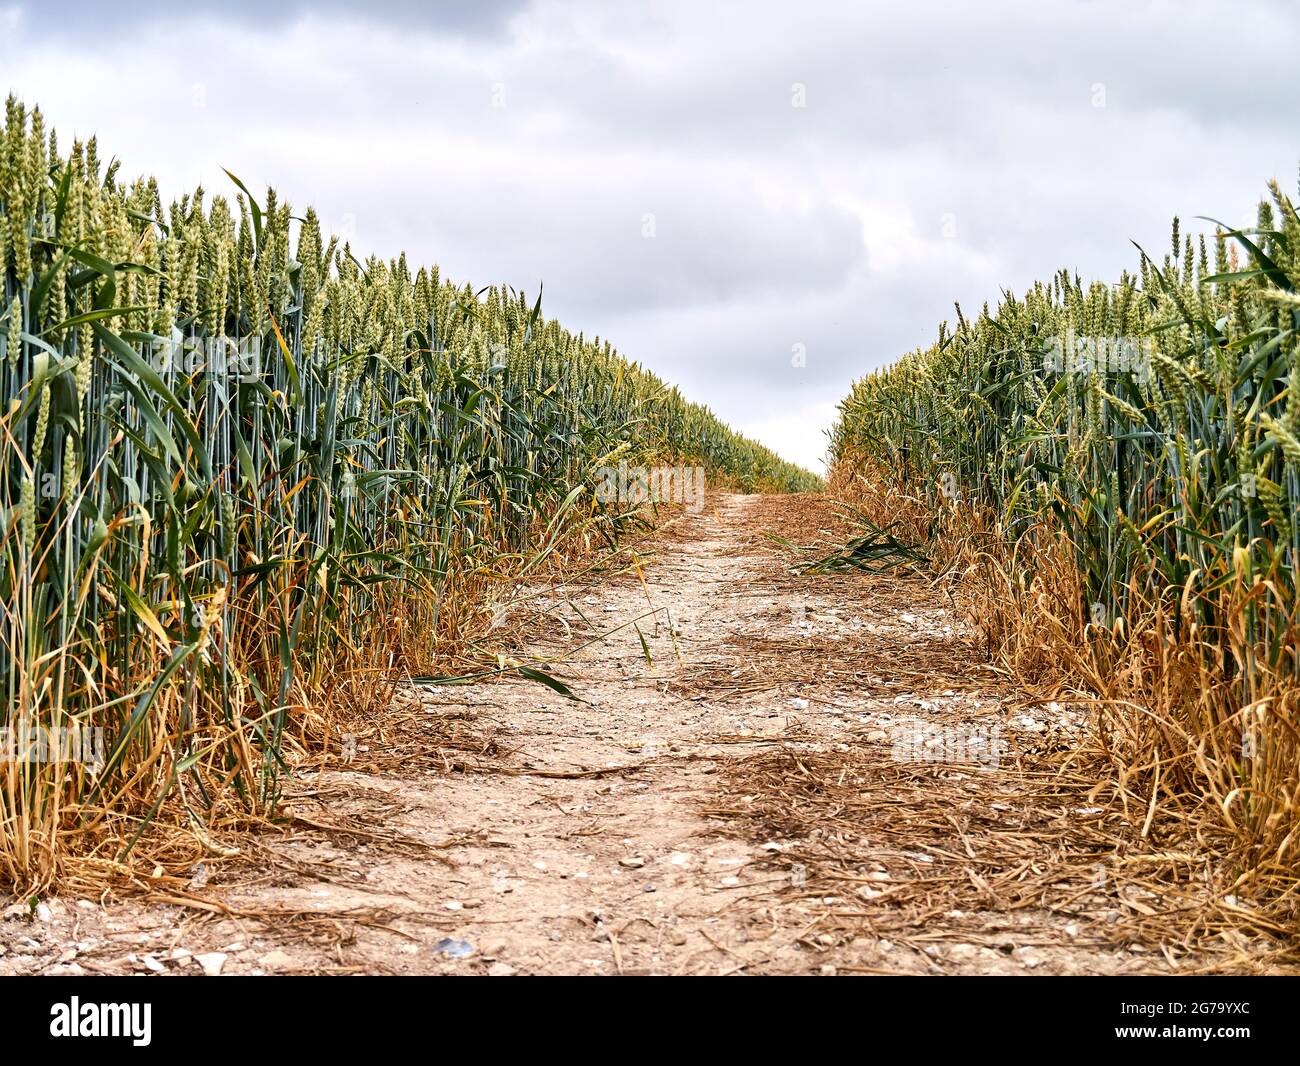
[2,1,1297,471]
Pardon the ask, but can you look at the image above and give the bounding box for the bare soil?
[2,494,1289,975]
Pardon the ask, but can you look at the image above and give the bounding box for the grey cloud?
[18,0,527,38]
[1,0,1297,470]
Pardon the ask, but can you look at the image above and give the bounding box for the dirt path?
[2,494,1282,975]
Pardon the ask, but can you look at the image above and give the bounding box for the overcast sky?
[2,0,1297,471]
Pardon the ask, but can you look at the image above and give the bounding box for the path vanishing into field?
[2,494,1283,975]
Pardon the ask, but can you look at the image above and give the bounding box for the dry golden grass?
[821,464,1300,946]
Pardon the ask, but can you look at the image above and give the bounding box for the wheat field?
[830,188,1300,920]
[0,97,818,887]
